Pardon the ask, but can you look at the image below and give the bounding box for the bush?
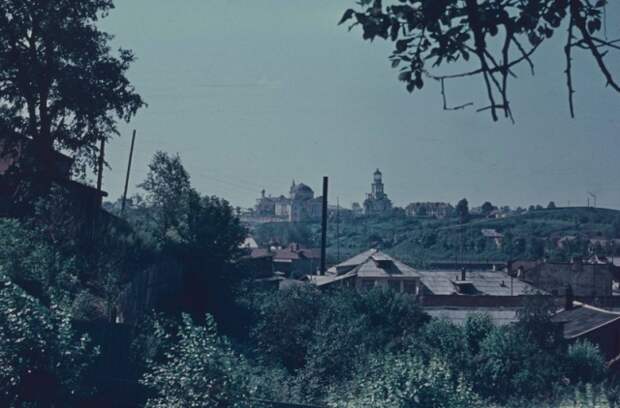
[565,341,607,385]
[141,314,251,408]
[329,352,481,408]
[0,271,98,407]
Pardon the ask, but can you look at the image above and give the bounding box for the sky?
[100,0,620,210]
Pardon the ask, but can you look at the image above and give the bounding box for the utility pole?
[336,197,341,263]
[121,130,136,216]
[96,137,105,193]
[320,176,328,275]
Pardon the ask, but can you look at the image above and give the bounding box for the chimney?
[461,267,466,281]
[565,284,574,311]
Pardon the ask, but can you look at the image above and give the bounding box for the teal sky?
[101,0,620,210]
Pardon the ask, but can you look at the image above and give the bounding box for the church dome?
[291,183,314,200]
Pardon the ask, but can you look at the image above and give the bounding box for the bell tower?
[371,169,385,199]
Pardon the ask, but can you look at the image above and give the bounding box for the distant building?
[509,259,614,297]
[406,202,454,218]
[363,169,392,215]
[253,181,323,222]
[247,243,320,278]
[351,202,363,217]
[481,228,504,248]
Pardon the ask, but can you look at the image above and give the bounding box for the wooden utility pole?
[336,197,340,263]
[121,130,136,216]
[320,176,328,275]
[96,138,105,192]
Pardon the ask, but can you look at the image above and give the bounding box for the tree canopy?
[0,0,144,173]
[340,0,618,121]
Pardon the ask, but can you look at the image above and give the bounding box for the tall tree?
[139,151,192,244]
[456,198,469,221]
[0,0,144,174]
[340,0,618,121]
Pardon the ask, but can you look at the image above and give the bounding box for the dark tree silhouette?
[0,0,144,174]
[340,0,618,121]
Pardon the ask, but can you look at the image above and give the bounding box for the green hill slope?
[252,207,620,267]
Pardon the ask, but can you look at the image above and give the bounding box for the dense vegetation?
[1,152,618,407]
[254,206,620,266]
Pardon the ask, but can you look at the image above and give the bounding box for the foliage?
[250,285,430,402]
[482,201,496,215]
[340,0,619,121]
[141,314,251,408]
[456,198,469,221]
[565,341,607,385]
[0,187,147,318]
[473,324,562,401]
[138,151,192,246]
[126,152,247,325]
[0,0,144,174]
[464,313,494,355]
[0,271,98,407]
[329,353,482,408]
[0,217,79,305]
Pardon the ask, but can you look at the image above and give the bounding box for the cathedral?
[363,169,393,215]
[254,181,322,222]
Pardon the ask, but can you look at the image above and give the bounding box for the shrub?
[0,271,98,407]
[565,341,607,385]
[329,352,481,408]
[141,314,251,408]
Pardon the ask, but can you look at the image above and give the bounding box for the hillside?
[252,207,620,267]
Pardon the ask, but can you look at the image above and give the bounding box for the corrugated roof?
[327,249,378,273]
[551,302,620,339]
[417,270,542,296]
[312,250,418,286]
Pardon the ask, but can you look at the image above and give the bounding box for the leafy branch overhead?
[340,0,618,121]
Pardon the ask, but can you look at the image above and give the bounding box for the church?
[254,181,322,222]
[363,169,393,215]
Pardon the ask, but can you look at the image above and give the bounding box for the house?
[551,301,620,361]
[509,259,614,297]
[0,137,106,218]
[309,249,420,294]
[363,169,393,216]
[481,228,504,248]
[242,243,320,278]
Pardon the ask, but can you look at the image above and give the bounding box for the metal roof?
[417,270,542,296]
[551,302,620,339]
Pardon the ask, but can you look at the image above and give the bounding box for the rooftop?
[551,302,620,339]
[417,270,543,296]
